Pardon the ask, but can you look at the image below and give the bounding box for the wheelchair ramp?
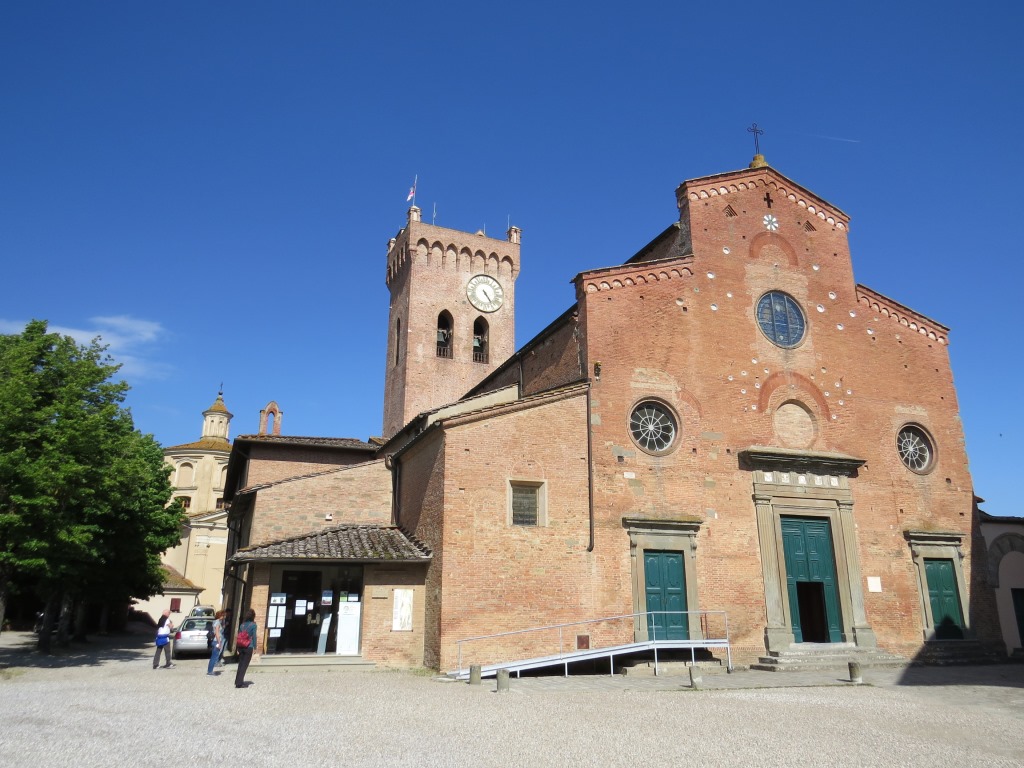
[447,610,732,679]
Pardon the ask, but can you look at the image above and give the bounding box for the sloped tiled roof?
[232,525,431,563]
[236,434,377,451]
[165,437,232,452]
[161,565,202,591]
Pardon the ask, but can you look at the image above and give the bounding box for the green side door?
[645,550,688,641]
[925,558,964,640]
[782,517,843,643]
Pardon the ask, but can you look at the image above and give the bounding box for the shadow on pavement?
[895,663,1024,689]
[0,624,152,670]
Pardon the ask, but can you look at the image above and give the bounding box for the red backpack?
[236,627,251,649]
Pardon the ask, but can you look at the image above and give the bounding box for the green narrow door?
[645,551,688,640]
[782,517,843,643]
[925,559,964,639]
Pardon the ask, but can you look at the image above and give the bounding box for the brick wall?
[248,460,392,545]
[394,433,447,668]
[359,564,428,666]
[246,443,374,487]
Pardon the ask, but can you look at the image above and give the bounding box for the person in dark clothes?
[234,608,258,688]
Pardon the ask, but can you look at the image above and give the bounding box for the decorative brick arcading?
[856,285,949,345]
[581,257,694,294]
[681,170,849,231]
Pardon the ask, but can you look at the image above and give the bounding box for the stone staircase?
[750,643,907,672]
[911,639,1006,666]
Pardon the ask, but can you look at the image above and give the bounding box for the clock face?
[466,274,504,312]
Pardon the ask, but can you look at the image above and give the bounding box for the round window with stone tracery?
[896,425,935,473]
[629,401,678,454]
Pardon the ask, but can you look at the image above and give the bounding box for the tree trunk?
[99,603,110,635]
[0,579,8,634]
[37,594,57,654]
[73,599,88,642]
[56,592,73,646]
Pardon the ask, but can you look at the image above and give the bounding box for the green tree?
[0,320,183,648]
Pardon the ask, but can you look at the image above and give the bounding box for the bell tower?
[382,206,520,439]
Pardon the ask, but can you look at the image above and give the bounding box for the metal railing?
[454,610,731,677]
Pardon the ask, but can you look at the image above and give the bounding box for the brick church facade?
[222,156,1000,670]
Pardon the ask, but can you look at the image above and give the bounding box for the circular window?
[896,425,935,473]
[629,401,677,454]
[756,291,806,348]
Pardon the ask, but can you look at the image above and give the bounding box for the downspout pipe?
[586,383,595,552]
[385,454,401,527]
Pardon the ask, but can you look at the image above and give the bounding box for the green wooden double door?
[782,517,843,643]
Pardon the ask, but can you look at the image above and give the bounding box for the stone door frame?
[904,530,972,641]
[623,516,702,642]
[742,447,877,654]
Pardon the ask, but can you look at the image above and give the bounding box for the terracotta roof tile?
[236,435,377,451]
[232,525,431,563]
[165,437,232,452]
[161,565,202,591]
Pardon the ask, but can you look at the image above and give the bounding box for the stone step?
[257,653,377,669]
[911,641,1004,666]
[751,656,908,672]
[751,645,908,672]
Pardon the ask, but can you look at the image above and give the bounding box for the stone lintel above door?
[739,446,865,478]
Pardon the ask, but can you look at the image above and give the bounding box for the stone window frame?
[896,423,937,475]
[507,479,547,527]
[904,530,972,641]
[627,398,680,456]
[623,517,702,642]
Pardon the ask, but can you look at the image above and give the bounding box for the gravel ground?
[1,629,1022,767]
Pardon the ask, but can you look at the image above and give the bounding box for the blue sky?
[2,2,1020,516]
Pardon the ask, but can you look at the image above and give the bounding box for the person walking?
[234,608,258,689]
[153,610,175,669]
[206,610,225,676]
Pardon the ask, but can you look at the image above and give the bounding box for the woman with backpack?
[234,608,258,689]
[206,610,226,676]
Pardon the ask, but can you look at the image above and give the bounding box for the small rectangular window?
[511,485,537,525]
[509,480,550,527]
[170,598,181,613]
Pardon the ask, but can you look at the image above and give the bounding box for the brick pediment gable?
[678,167,849,231]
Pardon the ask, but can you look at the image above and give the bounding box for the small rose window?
[629,401,677,454]
[897,425,935,473]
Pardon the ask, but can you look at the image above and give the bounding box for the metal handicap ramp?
[447,610,732,680]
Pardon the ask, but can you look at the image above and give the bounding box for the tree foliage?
[0,320,183,644]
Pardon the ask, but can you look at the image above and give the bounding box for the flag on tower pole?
[406,175,417,204]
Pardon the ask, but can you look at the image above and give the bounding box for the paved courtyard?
[1,628,1022,767]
